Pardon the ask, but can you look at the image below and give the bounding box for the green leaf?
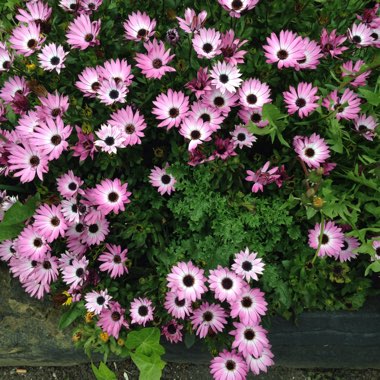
[365,261,380,276]
[358,88,380,106]
[126,328,164,357]
[130,352,165,380]
[1,195,39,226]
[184,333,195,349]
[247,121,273,135]
[91,362,117,380]
[0,224,24,241]
[58,305,84,330]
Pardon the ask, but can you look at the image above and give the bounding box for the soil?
[0,363,379,380]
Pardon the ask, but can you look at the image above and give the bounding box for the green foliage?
[91,362,117,380]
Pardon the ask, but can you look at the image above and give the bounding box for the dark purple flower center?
[244,329,255,340]
[51,108,61,117]
[219,74,229,84]
[75,223,84,233]
[89,224,99,233]
[277,49,289,60]
[221,277,233,290]
[169,108,179,118]
[105,136,115,146]
[251,113,261,123]
[342,240,349,250]
[33,238,43,247]
[225,360,236,371]
[297,57,307,64]
[3,61,10,70]
[137,29,148,38]
[296,98,306,108]
[79,205,87,214]
[27,39,37,49]
[68,182,77,191]
[91,82,100,91]
[76,267,84,277]
[51,216,60,226]
[50,56,60,65]
[108,191,119,202]
[152,59,162,69]
[175,297,186,307]
[97,296,105,305]
[111,311,121,321]
[125,124,135,134]
[31,260,38,267]
[376,247,380,256]
[237,133,246,141]
[109,90,119,100]
[167,324,177,334]
[324,43,333,52]
[88,2,95,9]
[371,32,378,41]
[51,134,62,146]
[242,260,252,271]
[241,296,253,308]
[182,275,195,287]
[305,148,315,157]
[29,155,40,167]
[321,234,329,244]
[231,0,243,10]
[43,260,51,270]
[71,204,78,213]
[70,3,77,10]
[161,174,171,184]
[10,246,16,254]
[84,33,94,42]
[203,311,213,322]
[358,125,367,132]
[352,35,361,43]
[247,94,257,104]
[113,255,121,264]
[190,130,201,140]
[200,113,210,122]
[138,305,149,316]
[214,97,225,107]
[202,43,213,53]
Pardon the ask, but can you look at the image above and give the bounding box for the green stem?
[312,214,325,264]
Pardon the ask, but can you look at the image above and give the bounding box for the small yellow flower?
[81,121,93,134]
[26,63,36,71]
[72,332,81,343]
[62,291,72,306]
[117,338,125,346]
[85,312,95,323]
[99,332,109,342]
[313,196,324,209]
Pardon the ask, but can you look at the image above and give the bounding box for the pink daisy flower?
[162,320,183,343]
[59,0,79,12]
[230,125,256,149]
[9,256,38,282]
[341,60,371,87]
[38,43,68,74]
[185,67,212,99]
[192,28,222,59]
[230,322,269,358]
[176,8,207,34]
[108,106,147,146]
[66,14,101,50]
[190,101,225,132]
[238,107,269,128]
[164,291,193,319]
[245,161,281,193]
[149,165,176,195]
[31,117,72,160]
[0,76,30,104]
[85,178,131,215]
[283,82,319,119]
[8,143,49,183]
[130,297,155,326]
[60,199,81,223]
[210,350,248,380]
[97,301,129,339]
[0,43,13,72]
[98,244,128,278]
[208,266,245,303]
[36,91,69,120]
[16,1,52,24]
[94,124,125,154]
[338,236,359,262]
[57,170,84,199]
[210,61,242,94]
[232,248,265,281]
[135,39,176,80]
[230,288,267,325]
[97,79,128,105]
[353,114,377,141]
[372,240,380,260]
[218,0,259,18]
[210,137,237,161]
[203,87,238,116]
[72,126,96,161]
[308,220,344,258]
[322,89,361,121]
[348,23,374,47]
[293,133,330,169]
[22,279,50,300]
[320,29,348,57]
[80,0,103,13]
[61,256,89,288]
[33,204,67,242]
[238,78,271,110]
[166,261,207,302]
[245,346,274,375]
[85,289,112,315]
[82,216,109,245]
[33,253,59,286]
[16,225,50,261]
[76,67,101,98]
[180,117,213,151]
[152,90,190,129]
[123,11,156,42]
[220,29,248,65]
[10,22,45,57]
[0,240,17,262]
[190,302,227,338]
[263,30,305,69]
[98,58,133,86]
[296,38,323,70]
